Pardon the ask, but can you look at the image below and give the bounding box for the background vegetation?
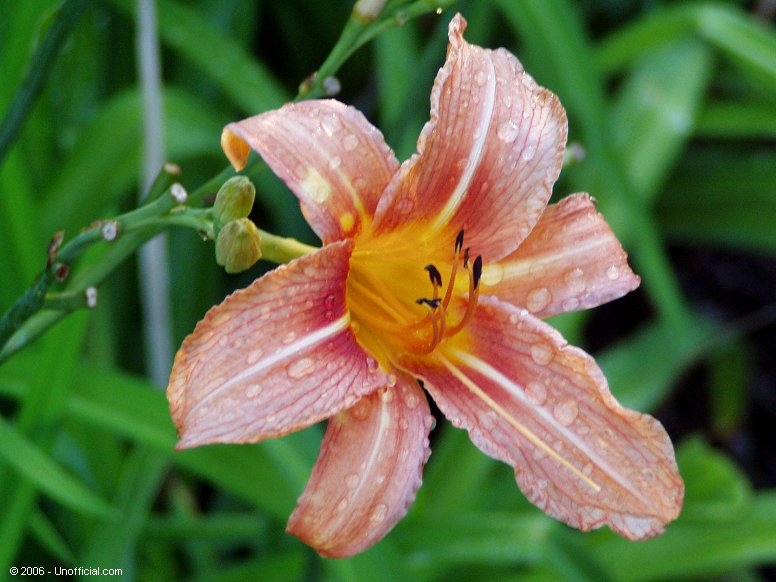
[1,0,776,579]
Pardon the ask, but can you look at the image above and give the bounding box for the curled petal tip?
[221,127,250,171]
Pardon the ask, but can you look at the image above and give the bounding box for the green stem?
[0,0,94,166]
[258,230,318,264]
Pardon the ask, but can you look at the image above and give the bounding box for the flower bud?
[213,176,256,227]
[215,218,262,274]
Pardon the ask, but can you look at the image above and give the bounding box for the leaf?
[611,39,713,203]
[0,415,116,519]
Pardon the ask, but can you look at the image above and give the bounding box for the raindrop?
[526,287,551,313]
[282,331,297,344]
[529,262,547,279]
[475,70,488,86]
[386,374,397,388]
[402,389,420,409]
[480,263,504,286]
[553,399,578,426]
[561,297,580,312]
[343,133,359,151]
[606,265,620,280]
[370,503,388,524]
[245,384,261,398]
[328,156,342,169]
[345,473,360,489]
[336,499,348,512]
[321,114,342,136]
[564,267,586,294]
[350,397,371,420]
[218,335,229,347]
[424,414,437,431]
[524,381,547,405]
[508,312,521,325]
[530,342,554,365]
[497,119,519,143]
[366,356,379,371]
[287,358,315,379]
[522,144,536,161]
[380,388,395,403]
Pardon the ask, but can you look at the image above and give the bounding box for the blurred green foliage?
[1,0,776,579]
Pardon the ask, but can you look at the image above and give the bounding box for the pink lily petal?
[371,13,567,262]
[482,193,641,319]
[287,377,432,558]
[168,241,390,449]
[222,100,400,243]
[398,296,683,539]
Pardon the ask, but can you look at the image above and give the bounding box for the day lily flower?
[168,14,683,557]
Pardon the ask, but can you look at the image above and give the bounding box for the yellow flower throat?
[347,229,482,365]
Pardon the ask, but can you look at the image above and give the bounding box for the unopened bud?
[215,218,262,274]
[213,176,255,227]
[354,0,387,21]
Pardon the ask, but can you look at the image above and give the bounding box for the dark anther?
[416,297,442,308]
[424,264,443,287]
[455,229,465,253]
[472,256,483,289]
[463,248,470,268]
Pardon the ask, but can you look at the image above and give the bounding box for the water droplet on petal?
[328,155,342,169]
[424,414,437,431]
[553,399,578,426]
[522,144,536,161]
[370,503,388,523]
[366,356,379,371]
[561,297,580,312]
[287,358,315,379]
[380,388,395,403]
[343,133,359,151]
[350,397,371,420]
[606,265,621,280]
[480,263,504,286]
[475,70,488,86]
[246,348,263,365]
[497,119,519,143]
[345,473,360,488]
[564,267,586,294]
[530,342,554,365]
[386,374,397,388]
[282,331,296,344]
[526,287,552,313]
[245,384,261,398]
[336,499,348,512]
[321,114,342,136]
[524,381,547,405]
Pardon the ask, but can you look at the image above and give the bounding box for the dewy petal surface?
[482,193,641,319]
[371,13,567,262]
[287,377,432,558]
[222,100,399,243]
[399,296,683,539]
[168,241,390,449]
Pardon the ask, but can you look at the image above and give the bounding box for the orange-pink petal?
[371,13,567,262]
[221,100,399,243]
[167,241,390,449]
[287,377,432,558]
[398,296,683,539]
[482,193,641,318]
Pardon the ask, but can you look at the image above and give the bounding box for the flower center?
[347,229,482,361]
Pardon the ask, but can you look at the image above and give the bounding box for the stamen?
[455,229,465,253]
[463,247,470,268]
[472,255,483,290]
[424,264,443,288]
[416,297,441,308]
[445,254,482,337]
